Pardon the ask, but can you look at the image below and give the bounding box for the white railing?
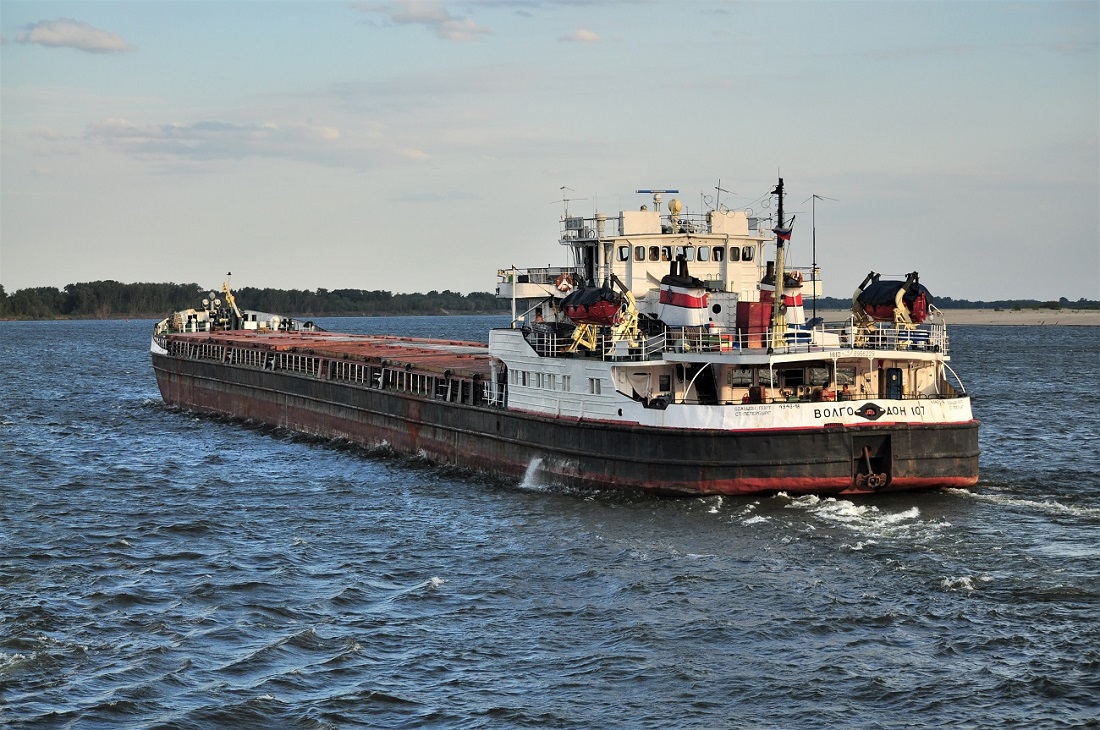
[498,266,583,287]
[522,318,950,359]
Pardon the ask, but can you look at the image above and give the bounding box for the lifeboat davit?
[658,255,709,327]
[856,272,933,324]
[561,285,624,326]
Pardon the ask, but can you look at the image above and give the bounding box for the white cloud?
[437,17,491,42]
[354,1,490,41]
[82,117,429,168]
[17,18,134,54]
[559,29,600,43]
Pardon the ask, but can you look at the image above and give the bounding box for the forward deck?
[160,331,495,406]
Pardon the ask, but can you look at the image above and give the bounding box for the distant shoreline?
[813,308,1100,326]
[2,308,1098,326]
[0,310,511,323]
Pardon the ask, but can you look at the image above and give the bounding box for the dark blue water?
[2,317,1098,728]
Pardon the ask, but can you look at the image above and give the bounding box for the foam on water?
[0,652,31,673]
[940,575,994,592]
[947,488,1100,520]
[779,493,948,540]
[520,456,545,490]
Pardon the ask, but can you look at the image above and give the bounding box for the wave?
[940,575,994,592]
[946,488,1100,520]
[777,493,950,540]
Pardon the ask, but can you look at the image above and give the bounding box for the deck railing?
[523,318,949,360]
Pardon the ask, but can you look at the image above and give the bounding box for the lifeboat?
[658,255,709,327]
[561,285,624,326]
[856,272,933,324]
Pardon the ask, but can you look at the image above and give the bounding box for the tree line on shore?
[812,295,1099,311]
[0,281,1096,320]
[0,281,506,319]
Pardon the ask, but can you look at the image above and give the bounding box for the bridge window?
[634,246,646,262]
[779,368,805,387]
[660,246,672,261]
[713,247,725,262]
[617,246,631,262]
[676,246,695,261]
[649,246,660,261]
[729,247,740,262]
[697,246,710,262]
[726,368,753,386]
[742,246,754,261]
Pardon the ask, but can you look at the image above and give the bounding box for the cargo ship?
[151,178,979,495]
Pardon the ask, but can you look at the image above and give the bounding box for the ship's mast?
[768,178,788,353]
[806,192,836,322]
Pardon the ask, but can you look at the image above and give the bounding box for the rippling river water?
[2,317,1097,728]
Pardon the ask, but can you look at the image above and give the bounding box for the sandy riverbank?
[812,308,1099,326]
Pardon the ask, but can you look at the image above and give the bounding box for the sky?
[1,1,1097,302]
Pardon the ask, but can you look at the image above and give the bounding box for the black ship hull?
[153,354,980,496]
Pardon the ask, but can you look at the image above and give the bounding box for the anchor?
[854,445,888,490]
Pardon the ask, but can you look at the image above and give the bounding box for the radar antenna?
[636,188,679,213]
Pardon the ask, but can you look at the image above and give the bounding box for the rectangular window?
[727,368,754,386]
[649,246,660,261]
[589,378,601,394]
[741,246,754,261]
[835,367,857,386]
[697,246,710,262]
[617,246,631,262]
[634,246,646,262]
[713,247,725,262]
[780,368,805,387]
